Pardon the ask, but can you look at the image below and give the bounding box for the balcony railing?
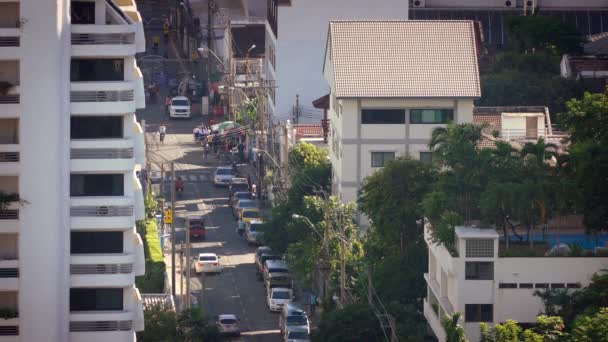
[0,268,18,278]
[0,152,18,162]
[0,36,18,47]
[0,210,18,220]
[70,90,134,102]
[0,326,18,336]
[233,58,264,77]
[71,148,134,159]
[70,320,132,332]
[70,205,134,217]
[71,33,135,45]
[70,263,133,275]
[0,95,18,104]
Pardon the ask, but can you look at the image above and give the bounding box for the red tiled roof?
[294,124,323,140]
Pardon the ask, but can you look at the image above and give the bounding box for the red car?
[187,216,206,241]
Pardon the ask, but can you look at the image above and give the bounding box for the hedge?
[136,218,166,293]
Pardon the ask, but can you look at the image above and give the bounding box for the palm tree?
[520,137,558,167]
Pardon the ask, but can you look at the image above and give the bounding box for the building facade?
[424,226,608,342]
[0,0,146,341]
[275,0,410,121]
[323,20,480,209]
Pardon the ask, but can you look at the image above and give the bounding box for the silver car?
[284,326,310,342]
[213,166,235,186]
[216,314,240,336]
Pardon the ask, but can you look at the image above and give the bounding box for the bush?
[136,260,166,293]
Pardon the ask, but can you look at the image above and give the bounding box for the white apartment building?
[0,0,146,341]
[424,226,608,342]
[323,20,480,210]
[275,0,410,120]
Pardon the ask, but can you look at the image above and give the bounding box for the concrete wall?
[276,0,409,119]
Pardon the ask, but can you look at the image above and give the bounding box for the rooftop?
[455,226,499,238]
[326,20,481,98]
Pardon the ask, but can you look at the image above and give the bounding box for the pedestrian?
[164,96,171,115]
[152,35,160,53]
[162,20,169,42]
[193,126,200,140]
[158,125,166,144]
[310,292,318,315]
[237,141,245,163]
[237,220,245,237]
[202,141,210,160]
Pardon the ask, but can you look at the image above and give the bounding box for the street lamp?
[197,47,226,71]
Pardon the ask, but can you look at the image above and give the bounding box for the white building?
[424,226,608,342]
[275,0,409,120]
[322,20,480,210]
[0,0,146,341]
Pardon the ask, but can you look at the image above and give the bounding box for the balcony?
[132,286,143,332]
[70,197,135,230]
[0,204,18,234]
[0,290,18,338]
[70,82,135,115]
[133,233,144,276]
[0,245,18,290]
[423,298,446,342]
[70,254,135,287]
[71,25,136,58]
[233,58,265,84]
[69,310,133,342]
[0,29,19,61]
[71,139,135,173]
[133,65,145,109]
[131,119,145,166]
[133,176,144,221]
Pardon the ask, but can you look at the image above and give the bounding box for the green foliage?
[135,218,165,293]
[558,91,608,144]
[442,312,468,342]
[432,211,463,252]
[571,308,608,342]
[137,303,177,342]
[505,15,585,55]
[176,307,220,342]
[289,142,329,170]
[479,316,566,342]
[0,191,20,211]
[144,189,157,219]
[313,303,385,342]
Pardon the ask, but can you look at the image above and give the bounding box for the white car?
[216,314,240,336]
[284,327,311,342]
[169,96,191,119]
[213,166,236,186]
[267,287,294,312]
[246,220,265,245]
[194,253,221,274]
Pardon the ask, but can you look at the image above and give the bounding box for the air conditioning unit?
[503,0,515,7]
[412,0,426,8]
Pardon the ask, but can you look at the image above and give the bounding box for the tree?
[505,15,585,55]
[558,90,608,144]
[175,307,220,342]
[442,312,468,342]
[478,315,566,342]
[313,303,385,342]
[137,303,178,342]
[571,308,608,342]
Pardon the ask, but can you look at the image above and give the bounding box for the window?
[71,1,95,24]
[465,239,494,258]
[498,283,517,289]
[519,283,534,289]
[70,288,123,311]
[551,283,565,289]
[465,304,493,322]
[465,262,494,280]
[535,283,549,289]
[70,174,124,196]
[361,109,405,124]
[71,116,123,139]
[566,283,581,289]
[71,232,123,254]
[371,152,395,167]
[410,109,454,124]
[419,152,433,164]
[71,59,124,82]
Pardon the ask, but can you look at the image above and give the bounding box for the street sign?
[164,209,173,224]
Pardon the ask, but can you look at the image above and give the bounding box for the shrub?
[136,260,166,293]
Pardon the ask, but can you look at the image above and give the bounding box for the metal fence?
[70,263,133,275]
[0,326,18,336]
[0,36,19,47]
[0,210,18,220]
[71,148,134,159]
[70,90,134,103]
[0,95,19,104]
[0,268,18,278]
[69,320,132,332]
[71,33,135,45]
[70,206,134,217]
[0,152,19,162]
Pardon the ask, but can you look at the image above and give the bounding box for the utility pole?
[294,94,300,124]
[170,162,176,297]
[206,0,215,116]
[320,194,331,300]
[185,215,192,310]
[179,242,184,310]
[340,237,346,307]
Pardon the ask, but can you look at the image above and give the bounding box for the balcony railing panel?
[70,263,133,275]
[0,152,18,162]
[69,320,132,332]
[0,95,19,104]
[0,326,18,336]
[71,33,135,45]
[71,148,134,159]
[0,210,18,220]
[0,37,18,47]
[70,90,134,103]
[0,268,18,278]
[70,205,134,217]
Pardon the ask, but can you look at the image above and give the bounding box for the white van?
[169,96,191,119]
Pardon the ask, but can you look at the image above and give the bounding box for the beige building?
[322,20,481,212]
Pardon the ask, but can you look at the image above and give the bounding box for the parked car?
[284,327,310,342]
[187,215,205,241]
[240,208,262,224]
[169,96,191,119]
[263,259,292,289]
[246,220,265,245]
[230,191,251,208]
[194,253,222,274]
[213,166,236,186]
[229,178,249,198]
[233,199,259,219]
[256,253,283,279]
[267,287,294,312]
[279,303,309,335]
[216,314,240,336]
